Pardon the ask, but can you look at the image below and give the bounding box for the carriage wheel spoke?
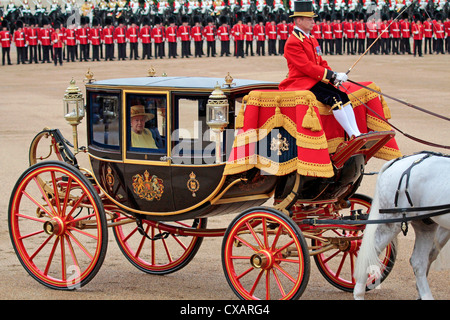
[265,270,271,300]
[33,177,58,217]
[61,177,73,216]
[51,172,62,216]
[44,236,59,276]
[272,268,286,298]
[29,234,54,261]
[66,230,94,261]
[249,269,263,296]
[21,190,53,218]
[246,221,264,249]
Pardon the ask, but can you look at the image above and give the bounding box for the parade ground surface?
[0,51,449,300]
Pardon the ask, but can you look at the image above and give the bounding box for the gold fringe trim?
[224,154,334,178]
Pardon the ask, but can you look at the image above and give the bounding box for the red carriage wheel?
[113,215,206,275]
[222,207,310,300]
[28,130,64,166]
[312,194,396,292]
[8,161,107,290]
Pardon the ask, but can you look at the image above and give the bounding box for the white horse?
[354,151,450,300]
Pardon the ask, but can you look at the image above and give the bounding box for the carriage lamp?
[206,83,229,163]
[63,78,85,154]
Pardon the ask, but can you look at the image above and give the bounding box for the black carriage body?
[85,76,280,220]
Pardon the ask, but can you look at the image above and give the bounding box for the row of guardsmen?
[1,11,450,66]
[0,14,290,65]
[313,12,450,56]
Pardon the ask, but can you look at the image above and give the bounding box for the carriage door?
[123,91,175,212]
[170,93,226,212]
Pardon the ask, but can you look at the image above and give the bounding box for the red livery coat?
[89,27,102,45]
[165,26,177,42]
[279,29,332,91]
[203,25,216,41]
[126,26,139,43]
[102,26,114,44]
[26,27,39,45]
[13,30,26,47]
[0,30,12,48]
[39,28,53,46]
[51,30,64,48]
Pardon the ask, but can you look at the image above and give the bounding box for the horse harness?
[302,152,450,235]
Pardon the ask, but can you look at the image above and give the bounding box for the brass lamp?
[206,83,229,163]
[63,78,85,154]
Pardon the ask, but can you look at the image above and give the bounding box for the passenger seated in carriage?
[280,0,361,139]
[130,105,163,149]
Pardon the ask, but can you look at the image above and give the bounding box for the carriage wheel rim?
[223,210,309,300]
[9,163,106,289]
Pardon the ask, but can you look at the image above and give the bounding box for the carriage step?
[331,131,395,169]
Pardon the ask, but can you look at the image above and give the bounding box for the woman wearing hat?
[130,105,163,149]
[279,0,361,139]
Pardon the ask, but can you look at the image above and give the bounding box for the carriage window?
[172,96,218,159]
[126,93,167,153]
[89,92,120,149]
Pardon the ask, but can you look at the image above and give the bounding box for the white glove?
[334,72,348,84]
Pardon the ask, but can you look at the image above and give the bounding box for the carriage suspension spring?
[135,217,170,241]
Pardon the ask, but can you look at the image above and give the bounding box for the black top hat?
[290,1,317,18]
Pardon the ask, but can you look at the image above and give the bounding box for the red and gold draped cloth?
[224,81,402,178]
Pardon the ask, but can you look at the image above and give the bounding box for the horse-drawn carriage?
[8,71,402,299]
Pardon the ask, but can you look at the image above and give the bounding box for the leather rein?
[342,80,450,150]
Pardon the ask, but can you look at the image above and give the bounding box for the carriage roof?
[86,76,279,91]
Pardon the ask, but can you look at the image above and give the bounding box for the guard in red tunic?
[140,17,152,59]
[39,18,53,63]
[412,17,423,57]
[114,17,127,60]
[277,15,289,55]
[77,16,90,61]
[444,14,450,53]
[0,20,12,65]
[177,15,191,58]
[322,15,333,55]
[14,20,26,64]
[126,17,140,60]
[355,13,366,54]
[400,15,411,54]
[332,14,343,55]
[102,17,115,60]
[343,13,355,54]
[89,17,102,61]
[266,15,278,55]
[203,16,216,57]
[254,16,266,56]
[390,18,401,54]
[433,13,445,54]
[244,16,254,56]
[366,18,379,54]
[191,16,203,58]
[51,20,64,66]
[26,17,39,63]
[231,15,245,58]
[151,16,165,59]
[379,15,390,55]
[65,23,77,62]
[279,0,361,139]
[423,17,433,54]
[217,16,230,56]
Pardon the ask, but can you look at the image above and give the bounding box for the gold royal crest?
[187,172,200,197]
[132,170,164,201]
